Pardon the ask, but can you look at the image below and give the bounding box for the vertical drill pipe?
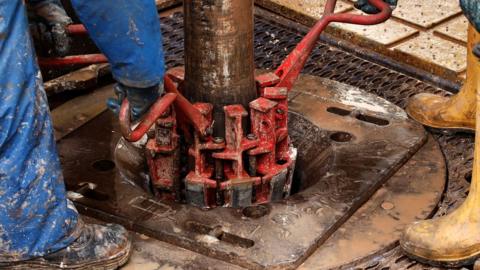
[183,0,257,137]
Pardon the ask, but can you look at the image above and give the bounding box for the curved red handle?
[164,75,212,137]
[274,0,392,90]
[119,93,177,142]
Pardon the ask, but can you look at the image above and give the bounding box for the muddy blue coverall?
[0,0,164,261]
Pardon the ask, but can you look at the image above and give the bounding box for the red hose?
[274,0,392,90]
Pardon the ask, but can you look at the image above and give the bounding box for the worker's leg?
[405,23,479,132]
[400,4,480,264]
[0,0,81,261]
[70,0,166,120]
[70,0,165,89]
[400,44,480,266]
[0,2,132,269]
[406,1,480,132]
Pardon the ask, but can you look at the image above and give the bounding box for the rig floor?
[53,8,472,270]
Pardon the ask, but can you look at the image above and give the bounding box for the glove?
[461,0,480,33]
[107,84,163,121]
[28,0,73,57]
[354,0,397,14]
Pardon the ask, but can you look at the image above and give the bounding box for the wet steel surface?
[59,72,436,269]
[81,216,246,270]
[55,11,468,269]
[51,84,112,141]
[299,134,445,269]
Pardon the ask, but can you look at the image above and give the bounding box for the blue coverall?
[0,0,164,261]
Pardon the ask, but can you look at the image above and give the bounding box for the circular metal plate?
[59,74,446,269]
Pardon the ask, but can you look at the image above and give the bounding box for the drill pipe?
[183,0,257,137]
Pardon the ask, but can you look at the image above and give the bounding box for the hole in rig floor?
[327,106,351,116]
[92,159,116,172]
[330,131,353,143]
[114,112,334,206]
[465,170,472,183]
[356,114,389,126]
[185,221,255,248]
[288,113,333,195]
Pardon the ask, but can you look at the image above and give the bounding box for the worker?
[0,0,164,268]
[400,0,480,267]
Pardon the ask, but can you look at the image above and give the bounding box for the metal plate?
[58,72,437,269]
[299,134,445,270]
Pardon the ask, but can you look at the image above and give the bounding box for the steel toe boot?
[405,24,480,132]
[0,223,132,270]
[400,42,480,267]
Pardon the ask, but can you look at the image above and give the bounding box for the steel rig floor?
[54,9,473,270]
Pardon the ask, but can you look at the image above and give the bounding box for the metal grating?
[160,12,472,269]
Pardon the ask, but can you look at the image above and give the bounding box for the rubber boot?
[405,24,480,132]
[0,223,132,270]
[400,43,480,267]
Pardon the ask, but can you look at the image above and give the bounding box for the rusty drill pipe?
[183,0,257,137]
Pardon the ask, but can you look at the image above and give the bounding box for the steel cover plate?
[57,73,443,269]
[299,134,445,269]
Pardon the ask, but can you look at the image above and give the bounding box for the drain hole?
[219,231,255,248]
[92,159,116,172]
[243,205,270,219]
[356,114,389,126]
[330,132,353,143]
[465,171,472,183]
[327,107,351,116]
[185,221,254,248]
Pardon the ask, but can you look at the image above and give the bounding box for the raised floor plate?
[59,74,445,270]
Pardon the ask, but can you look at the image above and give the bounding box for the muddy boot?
[400,43,480,267]
[0,223,132,270]
[405,24,480,132]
